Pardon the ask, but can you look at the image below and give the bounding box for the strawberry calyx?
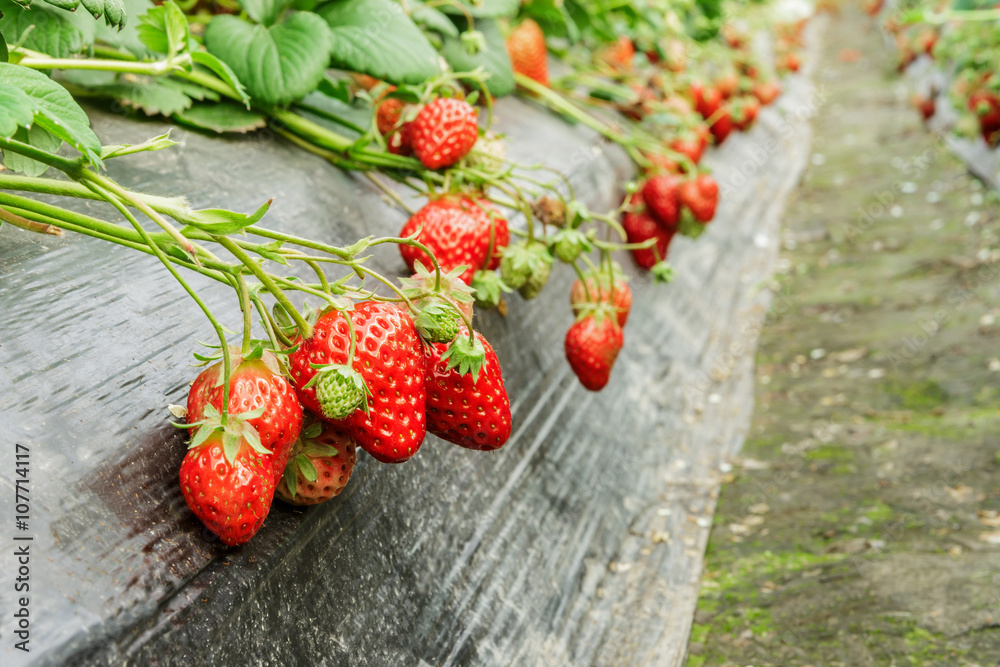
[281,420,340,500]
[677,208,707,239]
[471,269,512,309]
[305,364,370,420]
[651,261,675,284]
[400,263,476,316]
[439,332,487,384]
[184,403,270,465]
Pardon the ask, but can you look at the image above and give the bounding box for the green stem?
[216,236,314,339]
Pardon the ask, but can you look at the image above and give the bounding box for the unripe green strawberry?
[314,367,368,420]
[518,256,551,300]
[414,302,461,343]
[468,132,506,173]
[549,227,592,263]
[500,241,551,291]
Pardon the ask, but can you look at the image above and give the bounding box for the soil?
[687,6,1000,666]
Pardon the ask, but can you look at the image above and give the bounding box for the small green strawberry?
[549,227,592,263]
[304,364,369,421]
[414,302,462,343]
[471,269,512,310]
[500,241,553,295]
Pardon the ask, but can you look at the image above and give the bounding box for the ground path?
[687,6,1000,666]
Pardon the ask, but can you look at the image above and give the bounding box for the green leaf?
[0,0,96,58]
[3,124,60,176]
[174,103,266,134]
[317,0,441,85]
[0,63,102,168]
[136,0,188,58]
[410,2,457,37]
[316,76,351,103]
[238,0,292,26]
[178,198,272,235]
[0,85,36,138]
[191,51,251,108]
[96,78,196,116]
[204,12,331,106]
[296,453,317,482]
[439,0,516,18]
[440,19,513,97]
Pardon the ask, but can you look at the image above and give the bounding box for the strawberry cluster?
[180,300,512,546]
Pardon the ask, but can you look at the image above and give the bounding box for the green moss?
[805,444,854,462]
[865,501,893,524]
[884,379,949,410]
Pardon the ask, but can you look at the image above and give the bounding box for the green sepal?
[283,459,298,498]
[303,443,338,457]
[471,269,511,309]
[296,453,318,482]
[651,261,674,284]
[302,421,323,440]
[677,208,706,239]
[189,422,219,449]
[439,333,486,384]
[222,430,241,464]
[548,227,592,263]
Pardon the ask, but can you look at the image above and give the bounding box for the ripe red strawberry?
[695,83,723,119]
[671,134,704,165]
[289,302,427,463]
[506,19,549,86]
[679,174,719,223]
[913,94,935,121]
[424,328,512,451]
[187,350,303,485]
[710,104,734,144]
[644,152,679,174]
[601,35,635,69]
[399,195,509,285]
[564,311,624,391]
[642,174,681,229]
[376,90,416,156]
[179,430,275,546]
[778,52,801,73]
[716,70,740,99]
[753,81,781,106]
[969,91,1000,144]
[410,98,479,169]
[275,421,357,505]
[732,96,760,131]
[570,272,632,328]
[623,193,675,268]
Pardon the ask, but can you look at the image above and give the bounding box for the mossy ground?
[687,6,1000,666]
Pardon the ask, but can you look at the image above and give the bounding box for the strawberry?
[499,240,553,298]
[753,81,781,106]
[564,310,624,391]
[275,420,357,505]
[570,270,632,328]
[410,98,479,170]
[623,193,675,269]
[399,195,509,285]
[644,152,679,174]
[506,19,549,86]
[642,174,681,229]
[187,349,303,485]
[716,70,740,99]
[601,35,635,70]
[694,83,723,119]
[671,134,704,165]
[424,328,512,451]
[375,87,416,155]
[969,91,1000,145]
[679,174,719,223]
[710,104,734,144]
[179,422,275,546]
[913,94,935,121]
[731,96,760,131]
[289,302,427,464]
